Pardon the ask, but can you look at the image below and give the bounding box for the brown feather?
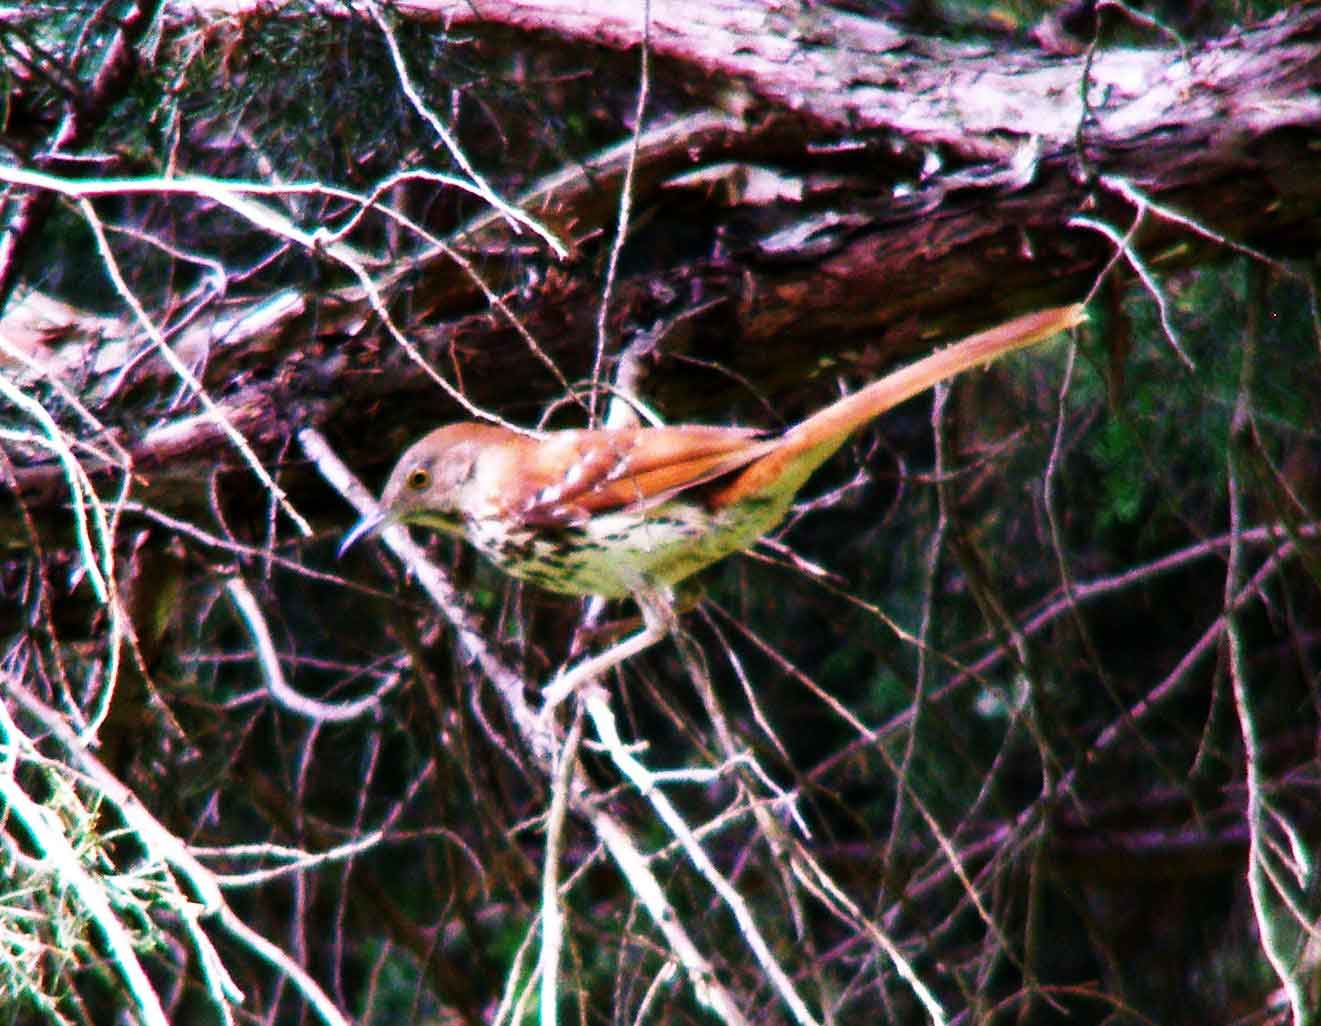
[706,304,1086,509]
[514,426,774,523]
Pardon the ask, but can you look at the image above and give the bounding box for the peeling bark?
[3,2,1320,523]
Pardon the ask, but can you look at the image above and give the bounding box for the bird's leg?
[539,587,676,718]
[567,594,610,658]
[567,588,704,653]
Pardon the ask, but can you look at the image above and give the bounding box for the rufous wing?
[513,425,776,525]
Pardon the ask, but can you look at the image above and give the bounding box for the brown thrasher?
[340,305,1084,602]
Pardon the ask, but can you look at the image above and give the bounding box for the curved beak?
[338,508,387,559]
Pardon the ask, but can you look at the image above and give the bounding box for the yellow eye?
[406,466,431,491]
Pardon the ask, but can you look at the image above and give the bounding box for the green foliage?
[1090,414,1147,528]
[0,764,167,1026]
[353,939,439,1023]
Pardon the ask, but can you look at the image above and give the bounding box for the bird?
[340,304,1084,600]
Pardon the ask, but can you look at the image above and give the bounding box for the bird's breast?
[463,494,791,597]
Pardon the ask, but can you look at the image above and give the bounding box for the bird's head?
[338,423,504,556]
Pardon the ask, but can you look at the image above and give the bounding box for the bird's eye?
[406,467,431,491]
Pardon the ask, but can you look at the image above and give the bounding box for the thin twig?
[590,0,651,422]
[1225,273,1308,1024]
[369,2,568,259]
[0,723,171,1026]
[0,164,529,432]
[539,707,582,1026]
[1069,213,1195,370]
[225,577,395,722]
[584,690,819,1026]
[76,196,314,535]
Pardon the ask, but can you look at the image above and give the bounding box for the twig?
[802,518,1318,785]
[1069,212,1195,370]
[213,905,352,1026]
[589,810,751,1026]
[224,577,395,722]
[0,164,529,433]
[0,0,158,306]
[539,614,667,715]
[1098,174,1297,278]
[368,1,568,260]
[790,846,947,1026]
[886,380,950,883]
[203,832,387,888]
[1224,275,1308,1024]
[492,915,542,1026]
[0,385,112,602]
[539,709,583,1026]
[2,681,255,1016]
[584,689,820,1026]
[75,195,314,536]
[0,726,170,1026]
[590,0,652,422]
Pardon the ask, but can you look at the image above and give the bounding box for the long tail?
[710,304,1086,507]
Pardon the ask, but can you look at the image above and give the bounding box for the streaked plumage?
[342,305,1085,597]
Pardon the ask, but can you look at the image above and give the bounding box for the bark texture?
[5,4,1319,525]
